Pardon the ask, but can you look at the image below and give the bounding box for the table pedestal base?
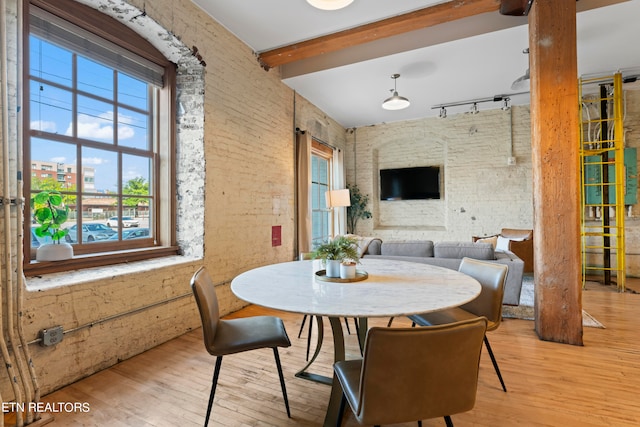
[294,316,367,427]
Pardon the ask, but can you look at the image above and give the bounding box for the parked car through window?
[106,216,140,228]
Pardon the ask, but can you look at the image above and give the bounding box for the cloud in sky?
[65,112,135,140]
[31,120,57,133]
[83,157,108,165]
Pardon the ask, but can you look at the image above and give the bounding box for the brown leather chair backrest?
[458,257,508,330]
[501,228,533,240]
[190,267,221,355]
[355,317,487,426]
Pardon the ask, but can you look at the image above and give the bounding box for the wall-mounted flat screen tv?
[379,166,441,200]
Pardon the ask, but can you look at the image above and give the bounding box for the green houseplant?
[311,235,359,278]
[32,191,73,261]
[346,184,372,235]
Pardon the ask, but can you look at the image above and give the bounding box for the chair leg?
[444,415,454,427]
[306,315,314,361]
[336,393,346,427]
[484,335,507,392]
[298,314,308,338]
[204,356,223,426]
[273,348,291,418]
[343,317,351,334]
[387,317,394,327]
[417,421,422,427]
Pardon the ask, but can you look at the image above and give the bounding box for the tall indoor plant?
[32,190,73,261]
[346,184,372,235]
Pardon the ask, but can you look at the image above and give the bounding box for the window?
[24,1,178,274]
[311,141,333,247]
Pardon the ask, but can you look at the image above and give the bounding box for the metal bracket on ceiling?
[499,0,535,16]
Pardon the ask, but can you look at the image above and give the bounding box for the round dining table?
[231,257,481,427]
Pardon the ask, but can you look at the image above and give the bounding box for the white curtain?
[296,132,312,253]
[332,149,347,237]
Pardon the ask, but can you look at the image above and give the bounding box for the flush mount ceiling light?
[382,74,410,111]
[306,0,354,10]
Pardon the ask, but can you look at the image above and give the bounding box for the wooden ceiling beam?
[257,0,501,70]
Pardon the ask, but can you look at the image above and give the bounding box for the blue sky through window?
[29,35,151,193]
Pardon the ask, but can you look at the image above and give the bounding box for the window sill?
[25,250,200,291]
[25,246,181,278]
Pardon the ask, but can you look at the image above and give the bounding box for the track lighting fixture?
[431,92,526,117]
[382,74,410,110]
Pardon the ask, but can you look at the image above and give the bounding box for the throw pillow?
[476,235,498,250]
[496,235,511,252]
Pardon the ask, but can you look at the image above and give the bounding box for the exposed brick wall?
[2,0,640,402]
[346,106,534,242]
[1,0,343,397]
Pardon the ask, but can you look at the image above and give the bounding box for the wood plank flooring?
[24,283,640,426]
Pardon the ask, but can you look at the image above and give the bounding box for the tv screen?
[380,166,441,200]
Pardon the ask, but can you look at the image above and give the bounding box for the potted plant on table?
[32,191,73,261]
[311,235,359,278]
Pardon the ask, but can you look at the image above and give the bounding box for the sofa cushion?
[381,240,434,257]
[476,235,498,250]
[434,241,495,260]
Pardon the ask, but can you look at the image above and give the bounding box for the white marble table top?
[231,258,481,318]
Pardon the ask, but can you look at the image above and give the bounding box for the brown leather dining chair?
[333,317,488,427]
[190,267,292,425]
[408,257,509,392]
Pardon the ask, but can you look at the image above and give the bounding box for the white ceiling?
[190,0,640,128]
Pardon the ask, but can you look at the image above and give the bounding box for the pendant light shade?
[382,74,410,110]
[306,0,354,10]
[511,68,530,90]
[511,48,530,91]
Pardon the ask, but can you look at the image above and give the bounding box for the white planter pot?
[36,243,74,261]
[340,263,356,279]
[325,259,341,278]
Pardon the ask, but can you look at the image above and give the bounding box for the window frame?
[23,0,179,276]
[311,140,334,247]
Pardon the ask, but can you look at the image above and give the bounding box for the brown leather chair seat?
[190,267,291,425]
[409,257,509,392]
[334,317,488,427]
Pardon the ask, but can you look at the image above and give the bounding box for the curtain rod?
[295,127,338,151]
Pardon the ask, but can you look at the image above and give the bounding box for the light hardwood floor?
[22,282,640,426]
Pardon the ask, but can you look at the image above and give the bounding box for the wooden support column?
[529,0,582,344]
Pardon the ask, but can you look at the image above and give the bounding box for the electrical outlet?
[40,325,64,347]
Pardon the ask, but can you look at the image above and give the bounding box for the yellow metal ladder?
[579,73,626,291]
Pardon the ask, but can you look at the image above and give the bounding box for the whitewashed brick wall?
[1,0,343,398]
[2,0,639,402]
[346,106,534,242]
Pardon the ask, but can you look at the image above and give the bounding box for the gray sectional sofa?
[358,238,524,306]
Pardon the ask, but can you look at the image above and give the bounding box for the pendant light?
[306,0,354,10]
[511,48,530,91]
[382,74,410,110]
